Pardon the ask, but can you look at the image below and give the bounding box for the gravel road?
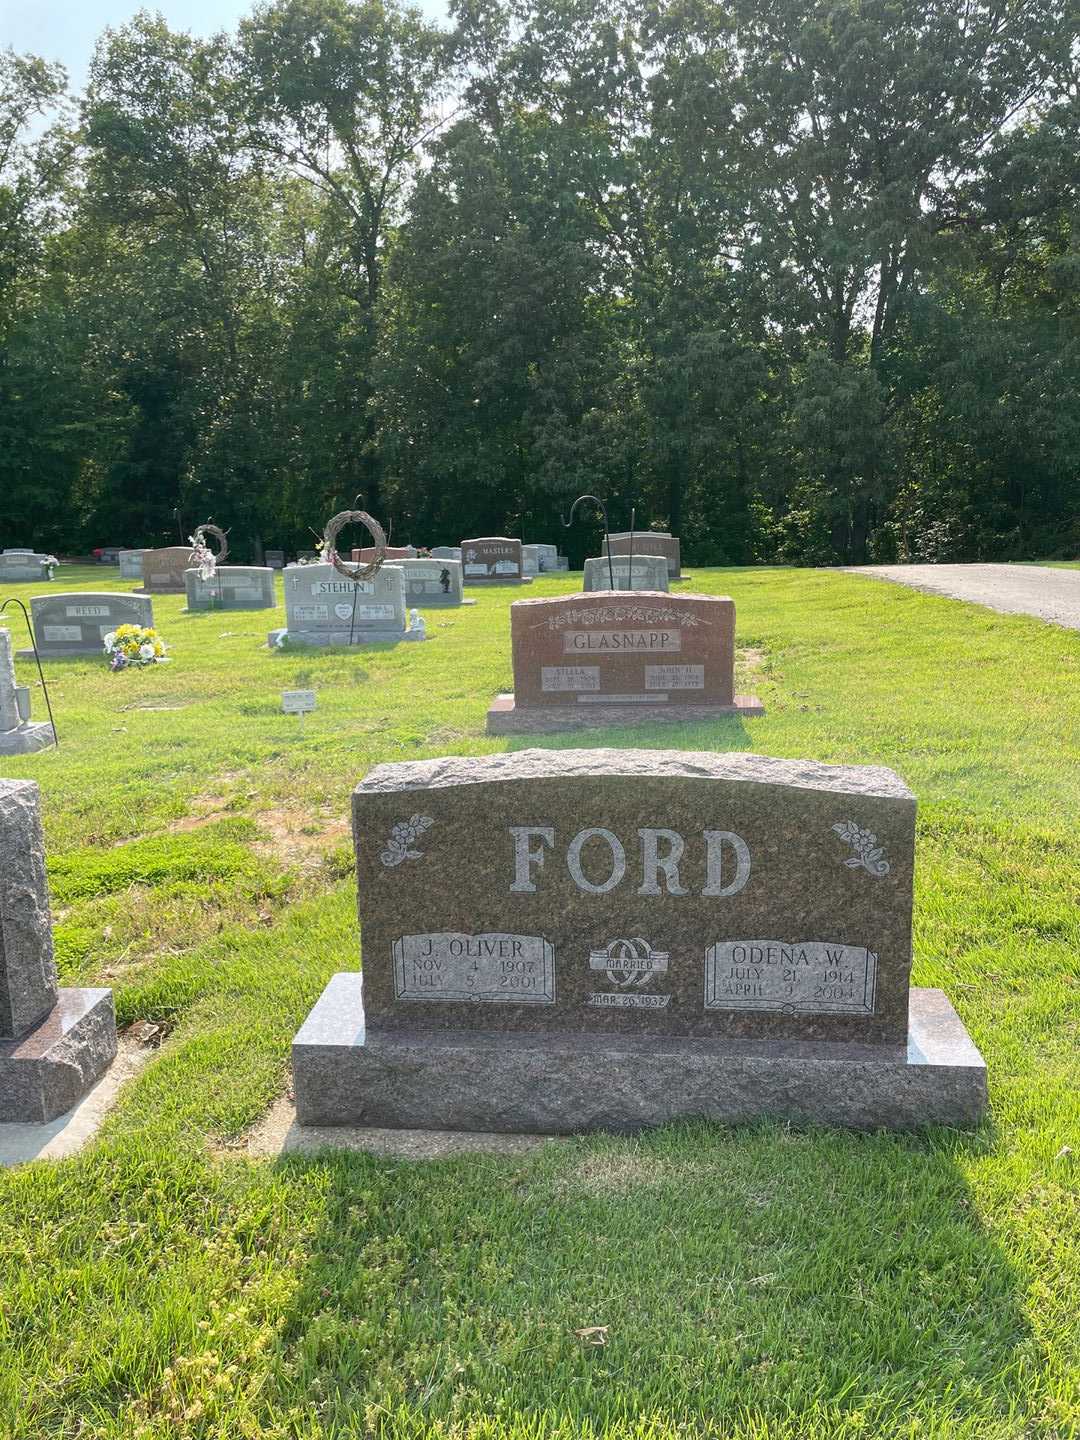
[846,563,1080,631]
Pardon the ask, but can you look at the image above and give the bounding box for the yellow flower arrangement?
[103,624,168,669]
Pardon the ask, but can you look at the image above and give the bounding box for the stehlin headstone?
[0,779,117,1121]
[583,553,669,593]
[271,561,425,647]
[461,538,531,584]
[0,629,54,754]
[487,591,763,733]
[23,592,153,658]
[292,749,987,1133]
[185,566,276,611]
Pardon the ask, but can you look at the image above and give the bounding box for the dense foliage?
[1,0,1078,565]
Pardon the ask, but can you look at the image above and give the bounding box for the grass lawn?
[0,562,1077,1440]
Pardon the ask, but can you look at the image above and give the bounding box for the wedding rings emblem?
[587,938,671,1008]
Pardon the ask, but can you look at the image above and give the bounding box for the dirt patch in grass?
[250,807,351,871]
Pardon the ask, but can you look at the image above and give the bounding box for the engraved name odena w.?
[508,826,751,897]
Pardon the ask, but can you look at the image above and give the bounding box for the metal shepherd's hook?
[0,597,59,747]
[562,494,614,591]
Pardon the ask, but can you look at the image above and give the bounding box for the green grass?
[0,562,1077,1440]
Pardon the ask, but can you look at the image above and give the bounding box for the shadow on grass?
[261,1117,1037,1438]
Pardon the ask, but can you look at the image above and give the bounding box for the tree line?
[2,0,1078,567]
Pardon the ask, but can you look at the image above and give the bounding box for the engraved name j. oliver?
[393,933,556,1003]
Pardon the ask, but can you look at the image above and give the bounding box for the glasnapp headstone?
[292,749,987,1133]
[486,590,763,733]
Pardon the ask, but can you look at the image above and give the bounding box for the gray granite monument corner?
[0,780,117,1123]
[0,629,54,755]
[185,566,276,611]
[292,749,987,1134]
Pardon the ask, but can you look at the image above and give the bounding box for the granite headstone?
[389,558,472,607]
[0,552,56,583]
[185,566,276,611]
[292,749,987,1132]
[583,553,669,592]
[264,549,286,570]
[351,545,417,564]
[0,629,54,754]
[461,537,530,584]
[605,532,683,580]
[0,779,117,1121]
[118,550,144,580]
[487,590,762,733]
[25,592,154,657]
[274,561,424,646]
[134,547,191,594]
[430,546,462,562]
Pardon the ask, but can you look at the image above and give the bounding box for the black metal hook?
[562,494,614,590]
[0,597,58,748]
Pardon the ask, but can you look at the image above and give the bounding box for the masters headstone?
[0,630,54,754]
[487,590,762,733]
[0,779,117,1121]
[292,748,987,1132]
[134,547,191,594]
[461,537,530,584]
[24,592,154,658]
[185,566,276,611]
[583,553,669,593]
[272,562,425,646]
[606,532,683,580]
[118,550,144,580]
[389,558,473,607]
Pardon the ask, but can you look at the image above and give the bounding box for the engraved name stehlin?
[379,817,885,1016]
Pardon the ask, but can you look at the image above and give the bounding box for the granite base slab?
[0,722,55,754]
[485,693,765,734]
[0,988,118,1122]
[267,627,429,649]
[293,977,987,1133]
[465,578,533,585]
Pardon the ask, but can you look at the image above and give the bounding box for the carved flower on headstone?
[831,820,890,876]
[380,814,435,867]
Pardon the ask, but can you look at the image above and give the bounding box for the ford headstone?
[292,748,987,1133]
